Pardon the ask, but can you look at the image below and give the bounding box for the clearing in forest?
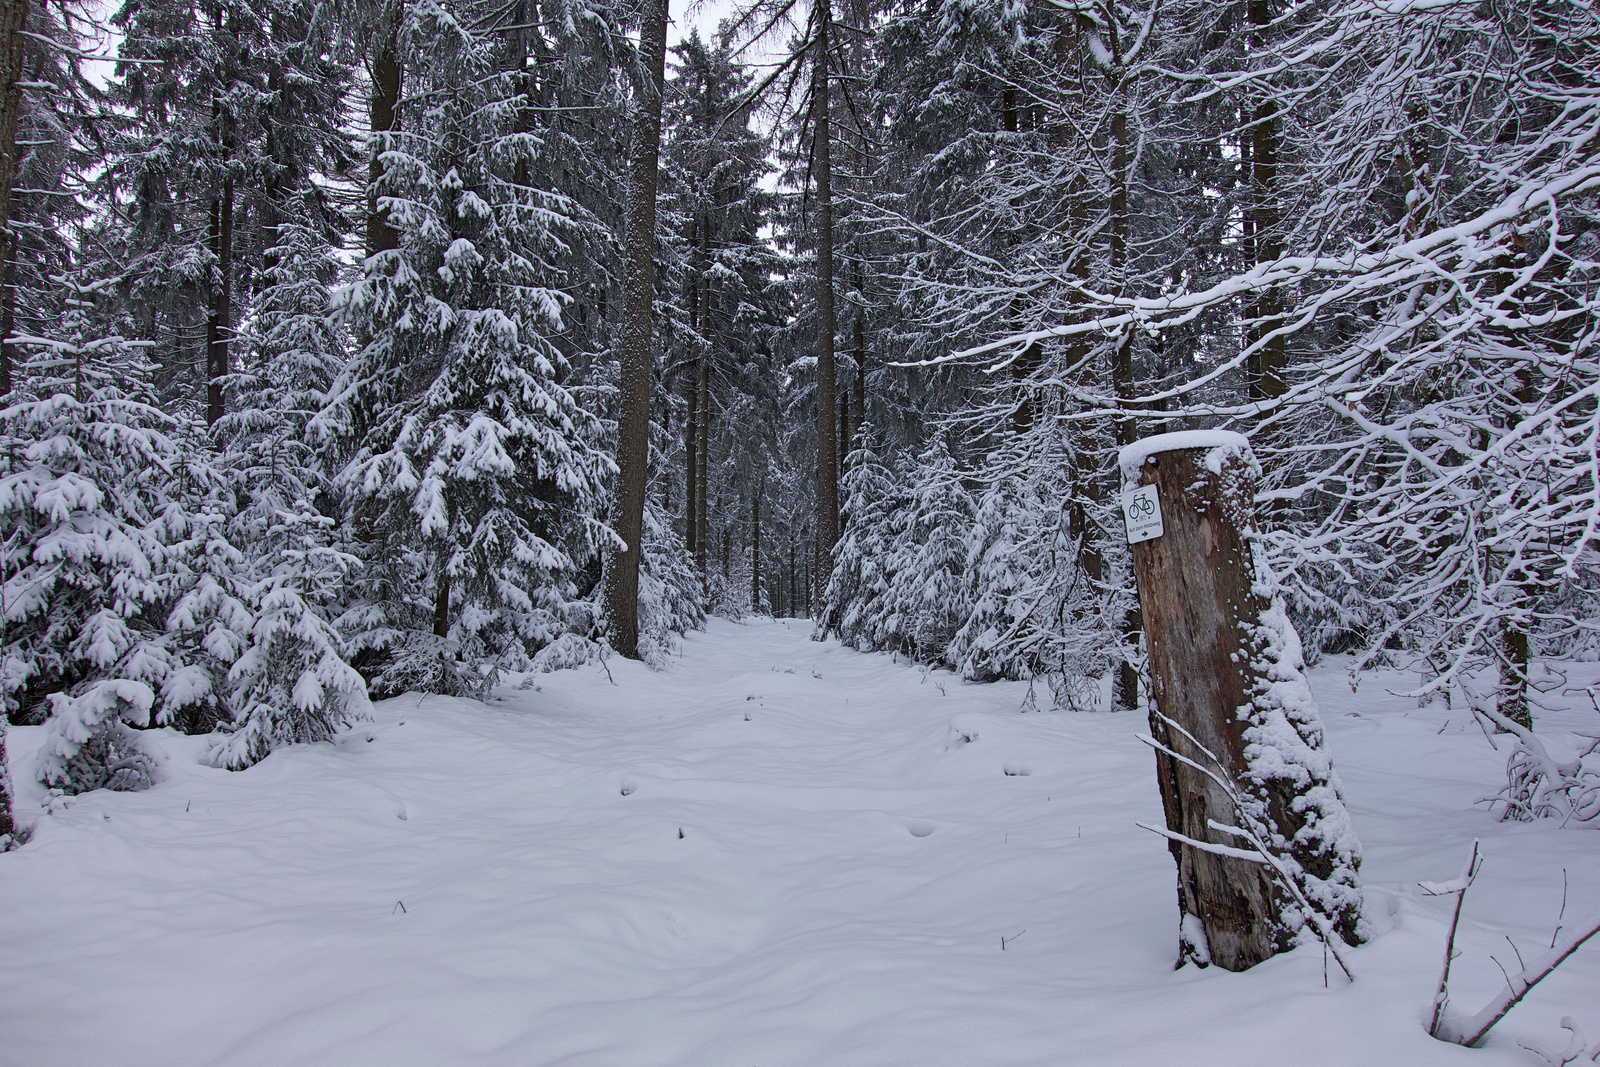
[1,619,1596,1066]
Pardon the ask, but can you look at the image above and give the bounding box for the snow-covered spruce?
[0,277,183,792]
[321,0,616,697]
[821,426,905,650]
[823,408,1113,709]
[1237,543,1365,948]
[200,222,370,769]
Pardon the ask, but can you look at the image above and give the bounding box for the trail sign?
[1122,484,1163,544]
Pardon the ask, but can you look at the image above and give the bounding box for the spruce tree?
[1,274,175,792]
[325,0,614,696]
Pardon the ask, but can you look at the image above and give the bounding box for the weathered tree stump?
[1120,431,1363,972]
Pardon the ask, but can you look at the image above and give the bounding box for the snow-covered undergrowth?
[2,619,1596,1066]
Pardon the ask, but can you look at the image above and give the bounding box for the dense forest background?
[1,0,1596,823]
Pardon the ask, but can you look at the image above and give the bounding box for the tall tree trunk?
[838,386,849,464]
[1106,27,1141,711]
[1499,622,1531,730]
[602,0,669,659]
[812,3,839,599]
[692,210,712,570]
[853,311,865,440]
[205,168,235,426]
[684,380,698,556]
[1495,368,1536,729]
[1107,102,1133,444]
[0,258,16,397]
[1054,19,1102,607]
[788,537,797,618]
[259,64,284,286]
[433,572,450,639]
[1006,69,1040,434]
[0,0,28,398]
[684,217,700,557]
[851,260,866,441]
[695,353,709,574]
[751,493,761,610]
[1247,0,1284,402]
[366,4,402,257]
[803,551,812,618]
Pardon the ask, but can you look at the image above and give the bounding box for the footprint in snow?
[905,820,937,838]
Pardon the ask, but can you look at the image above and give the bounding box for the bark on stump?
[1121,431,1361,972]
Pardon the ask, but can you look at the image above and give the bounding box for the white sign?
[1123,484,1164,544]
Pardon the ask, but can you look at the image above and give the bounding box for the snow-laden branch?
[912,162,1600,372]
[1436,914,1600,1048]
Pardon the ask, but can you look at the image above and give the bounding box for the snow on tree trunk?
[602,0,669,660]
[1121,431,1363,970]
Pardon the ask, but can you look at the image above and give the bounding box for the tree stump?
[1120,431,1363,972]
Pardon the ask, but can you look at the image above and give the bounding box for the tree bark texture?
[812,5,839,600]
[852,308,865,444]
[205,173,235,426]
[366,7,402,258]
[1126,438,1363,972]
[1499,617,1532,730]
[0,255,15,398]
[1494,367,1535,729]
[1126,442,1281,971]
[432,573,450,639]
[684,380,698,557]
[0,0,27,398]
[838,386,849,465]
[695,353,709,574]
[751,493,761,609]
[1104,27,1144,711]
[1247,0,1285,402]
[601,0,669,659]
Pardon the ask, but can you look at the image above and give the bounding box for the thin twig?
[1426,840,1481,1038]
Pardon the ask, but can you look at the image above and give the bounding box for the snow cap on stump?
[1117,430,1258,491]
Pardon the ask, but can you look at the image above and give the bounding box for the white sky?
[670,0,736,46]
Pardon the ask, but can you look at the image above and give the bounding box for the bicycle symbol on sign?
[1123,483,1164,544]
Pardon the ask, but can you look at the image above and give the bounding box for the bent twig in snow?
[1422,839,1481,1039]
[1435,913,1600,1048]
[1425,842,1600,1048]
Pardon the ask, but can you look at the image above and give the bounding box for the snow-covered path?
[3,619,1597,1066]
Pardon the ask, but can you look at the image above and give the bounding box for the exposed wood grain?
[1129,445,1277,971]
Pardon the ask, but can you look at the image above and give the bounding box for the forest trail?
[2,619,1597,1066]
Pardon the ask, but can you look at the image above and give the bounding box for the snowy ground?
[3,618,1598,1066]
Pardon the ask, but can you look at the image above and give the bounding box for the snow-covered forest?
[2,0,1599,1060]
